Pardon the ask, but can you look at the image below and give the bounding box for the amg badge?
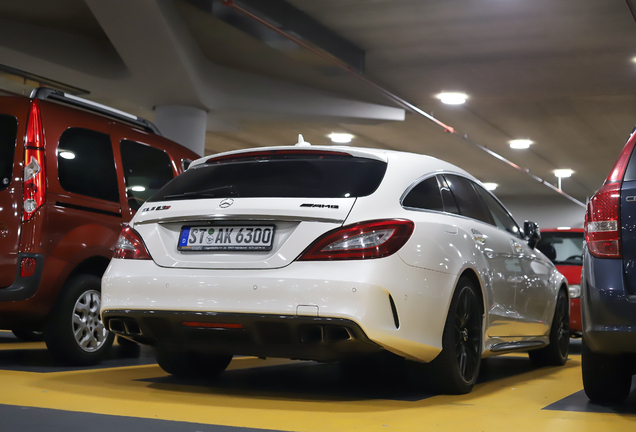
[300,203,339,209]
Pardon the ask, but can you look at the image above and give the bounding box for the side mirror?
[524,221,541,249]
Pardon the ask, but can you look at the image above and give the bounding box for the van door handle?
[471,228,487,245]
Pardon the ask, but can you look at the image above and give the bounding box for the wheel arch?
[458,267,486,316]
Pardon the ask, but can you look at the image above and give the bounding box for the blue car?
[582,128,636,403]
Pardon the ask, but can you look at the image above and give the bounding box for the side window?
[474,185,522,238]
[120,140,174,210]
[57,128,119,202]
[403,176,443,211]
[443,174,492,224]
[0,115,18,191]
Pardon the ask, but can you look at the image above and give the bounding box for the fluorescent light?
[436,92,467,105]
[632,56,636,64]
[328,133,354,143]
[59,151,75,160]
[554,169,573,178]
[130,186,146,192]
[509,139,533,149]
[557,227,571,230]
[482,182,498,191]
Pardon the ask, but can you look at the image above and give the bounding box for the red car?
[537,228,583,336]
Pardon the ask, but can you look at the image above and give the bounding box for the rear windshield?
[0,115,18,191]
[148,153,387,202]
[536,231,584,265]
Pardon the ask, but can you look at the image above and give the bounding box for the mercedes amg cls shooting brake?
[101,142,569,394]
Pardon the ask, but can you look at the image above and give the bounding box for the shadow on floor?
[0,332,156,372]
[141,352,563,403]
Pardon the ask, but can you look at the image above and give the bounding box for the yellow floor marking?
[1,350,633,432]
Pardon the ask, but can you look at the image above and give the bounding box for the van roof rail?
[29,87,162,136]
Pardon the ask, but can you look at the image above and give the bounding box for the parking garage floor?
[0,332,634,432]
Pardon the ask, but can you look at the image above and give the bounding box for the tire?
[528,289,569,367]
[429,276,483,394]
[43,274,114,366]
[11,328,44,342]
[155,345,232,379]
[581,339,631,404]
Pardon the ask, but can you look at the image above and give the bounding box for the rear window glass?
[537,231,584,265]
[120,140,174,210]
[149,153,386,202]
[623,143,636,182]
[57,128,119,202]
[0,115,18,191]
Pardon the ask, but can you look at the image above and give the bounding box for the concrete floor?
[0,332,634,432]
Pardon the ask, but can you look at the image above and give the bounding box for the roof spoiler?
[29,87,162,136]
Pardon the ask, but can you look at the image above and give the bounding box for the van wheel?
[155,345,232,379]
[429,277,482,394]
[529,290,569,367]
[44,275,114,366]
[582,339,631,404]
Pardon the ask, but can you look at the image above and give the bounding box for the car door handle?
[471,228,487,245]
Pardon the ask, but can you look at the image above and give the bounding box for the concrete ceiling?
[0,0,635,205]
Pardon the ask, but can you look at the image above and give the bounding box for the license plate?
[178,225,275,251]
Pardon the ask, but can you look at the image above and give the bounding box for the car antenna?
[295,134,311,147]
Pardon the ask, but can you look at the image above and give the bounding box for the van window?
[0,115,18,191]
[120,140,174,210]
[57,128,119,202]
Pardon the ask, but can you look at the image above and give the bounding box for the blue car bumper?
[581,247,636,355]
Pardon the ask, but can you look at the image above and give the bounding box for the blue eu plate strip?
[179,227,190,247]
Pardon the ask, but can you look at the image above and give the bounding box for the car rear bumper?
[102,310,382,361]
[581,249,636,354]
[101,257,460,362]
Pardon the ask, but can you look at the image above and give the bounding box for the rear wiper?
[162,185,237,199]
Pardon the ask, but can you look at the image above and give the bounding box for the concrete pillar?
[154,105,207,156]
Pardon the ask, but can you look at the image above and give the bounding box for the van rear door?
[0,97,28,288]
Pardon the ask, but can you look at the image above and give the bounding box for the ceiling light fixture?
[436,92,467,105]
[509,139,533,149]
[328,133,354,143]
[554,169,573,191]
[557,227,571,230]
[482,182,498,191]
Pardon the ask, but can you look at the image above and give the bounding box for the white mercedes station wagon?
[101,142,569,394]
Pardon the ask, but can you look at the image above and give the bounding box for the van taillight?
[23,100,45,221]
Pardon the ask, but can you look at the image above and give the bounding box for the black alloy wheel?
[529,289,569,366]
[454,286,482,383]
[430,276,483,394]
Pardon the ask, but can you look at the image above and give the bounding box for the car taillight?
[584,131,636,259]
[585,183,621,258]
[23,100,45,221]
[297,219,414,261]
[113,226,152,260]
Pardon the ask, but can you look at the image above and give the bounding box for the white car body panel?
[102,145,567,364]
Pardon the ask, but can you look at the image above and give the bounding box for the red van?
[536,228,583,336]
[0,88,198,365]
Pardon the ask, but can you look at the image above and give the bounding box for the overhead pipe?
[221,0,586,208]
